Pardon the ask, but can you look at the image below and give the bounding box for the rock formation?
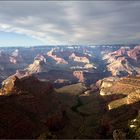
[99,76,140,110]
[73,71,85,83]
[127,46,140,61]
[69,53,90,63]
[47,49,68,64]
[103,46,140,76]
[0,75,66,138]
[26,59,48,73]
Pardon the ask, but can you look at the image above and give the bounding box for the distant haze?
[0,1,140,46]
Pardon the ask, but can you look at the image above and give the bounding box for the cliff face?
[127,92,140,104]
[0,50,28,82]
[0,75,67,138]
[73,71,85,83]
[69,53,90,63]
[99,76,140,110]
[97,76,140,139]
[99,77,119,96]
[127,46,140,61]
[0,75,53,96]
[1,45,140,138]
[73,70,99,84]
[103,46,140,77]
[47,49,68,64]
[26,59,48,73]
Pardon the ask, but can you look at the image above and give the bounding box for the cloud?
[0,1,140,45]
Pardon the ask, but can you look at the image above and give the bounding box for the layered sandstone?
[99,76,140,110]
[103,46,140,76]
[47,49,68,64]
[69,53,90,63]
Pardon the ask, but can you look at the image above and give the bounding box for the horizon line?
[0,43,139,48]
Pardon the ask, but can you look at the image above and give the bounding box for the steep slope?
[98,76,140,138]
[0,75,67,138]
[47,49,68,65]
[69,52,90,63]
[103,46,140,76]
[55,83,106,139]
[0,50,28,82]
[99,76,140,109]
[26,60,48,73]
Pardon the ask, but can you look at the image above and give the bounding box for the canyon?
[0,44,140,138]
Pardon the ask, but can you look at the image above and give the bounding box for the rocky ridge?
[103,46,140,76]
[0,75,67,138]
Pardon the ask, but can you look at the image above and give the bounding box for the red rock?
[47,49,68,64]
[127,46,140,61]
[73,71,85,82]
[69,52,90,63]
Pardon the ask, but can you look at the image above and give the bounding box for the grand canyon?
[1,0,140,139]
[0,45,140,139]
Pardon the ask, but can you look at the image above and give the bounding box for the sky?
[0,1,140,46]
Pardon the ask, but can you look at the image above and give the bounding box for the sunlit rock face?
[103,46,140,77]
[84,63,94,69]
[99,77,119,96]
[26,59,48,73]
[47,49,68,64]
[54,79,71,87]
[101,81,113,88]
[127,92,140,104]
[34,54,47,62]
[0,75,53,96]
[98,76,140,110]
[0,49,28,83]
[69,53,90,63]
[73,70,85,83]
[100,89,107,96]
[127,46,140,61]
[15,70,29,78]
[0,76,18,95]
[0,75,67,138]
[25,53,51,74]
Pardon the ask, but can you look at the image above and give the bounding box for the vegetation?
[127,114,140,139]
[38,130,57,139]
[55,83,87,96]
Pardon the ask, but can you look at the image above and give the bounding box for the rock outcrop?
[127,91,140,104]
[99,76,140,110]
[73,71,85,83]
[0,75,53,96]
[99,77,119,96]
[127,46,140,61]
[103,46,140,77]
[26,59,48,73]
[69,53,90,63]
[47,49,68,64]
[0,75,67,138]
